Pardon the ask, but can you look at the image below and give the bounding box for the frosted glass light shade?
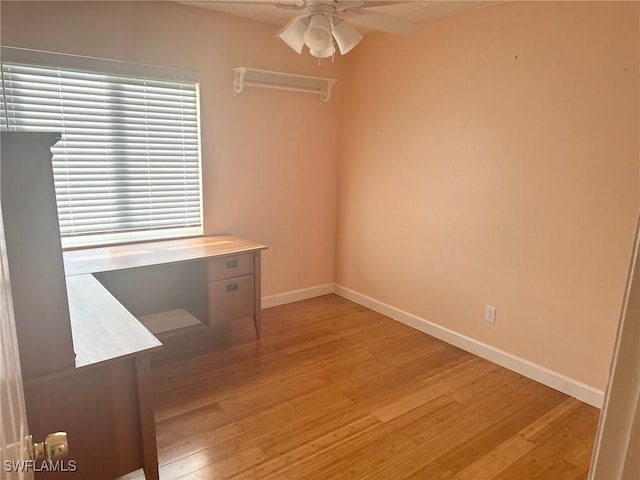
[277,16,308,54]
[309,44,335,59]
[303,15,333,51]
[332,20,363,55]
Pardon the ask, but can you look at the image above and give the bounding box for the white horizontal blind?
[0,56,202,247]
[0,80,7,131]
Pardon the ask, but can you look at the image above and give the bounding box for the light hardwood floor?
[123,294,599,480]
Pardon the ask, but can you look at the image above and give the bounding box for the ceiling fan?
[276,1,420,58]
[195,0,421,58]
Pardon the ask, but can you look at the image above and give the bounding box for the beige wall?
[336,1,639,390]
[0,1,342,297]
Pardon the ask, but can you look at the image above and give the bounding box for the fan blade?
[337,1,404,11]
[343,10,420,35]
[185,0,298,3]
[182,0,304,8]
[336,1,365,10]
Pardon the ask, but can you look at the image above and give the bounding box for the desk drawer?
[207,253,253,281]
[208,275,254,324]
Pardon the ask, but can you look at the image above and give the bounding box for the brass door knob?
[28,432,68,462]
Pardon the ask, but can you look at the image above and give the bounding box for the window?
[0,47,202,248]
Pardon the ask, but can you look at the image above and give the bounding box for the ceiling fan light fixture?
[277,16,309,54]
[303,14,333,51]
[331,19,363,55]
[309,44,335,59]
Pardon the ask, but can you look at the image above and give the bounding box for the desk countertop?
[63,235,267,276]
[67,274,163,368]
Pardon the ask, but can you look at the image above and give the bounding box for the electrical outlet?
[485,305,496,323]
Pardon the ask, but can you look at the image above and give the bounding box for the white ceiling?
[179,1,499,33]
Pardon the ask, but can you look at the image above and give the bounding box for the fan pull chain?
[316,53,335,66]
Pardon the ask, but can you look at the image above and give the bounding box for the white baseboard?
[262,284,334,309]
[333,284,605,408]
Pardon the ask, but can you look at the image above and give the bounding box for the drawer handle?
[225,260,238,269]
[226,283,239,293]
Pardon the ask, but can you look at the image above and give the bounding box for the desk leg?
[253,251,262,339]
[136,356,159,480]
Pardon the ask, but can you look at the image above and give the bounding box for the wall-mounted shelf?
[232,67,337,103]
